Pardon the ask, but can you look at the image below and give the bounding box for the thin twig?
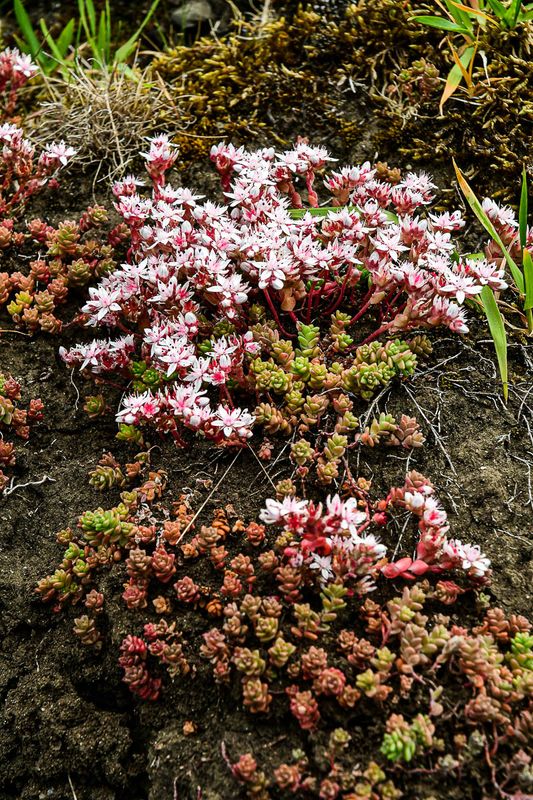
[494,528,531,545]
[403,386,456,475]
[247,440,290,491]
[70,369,80,411]
[246,443,278,491]
[509,454,533,508]
[67,774,79,800]
[175,450,242,544]
[393,512,413,560]
[260,0,272,25]
[515,382,533,424]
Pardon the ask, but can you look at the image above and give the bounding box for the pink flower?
[39,141,76,169]
[116,391,161,425]
[260,497,309,525]
[309,554,334,584]
[454,542,491,578]
[212,406,254,439]
[83,287,122,323]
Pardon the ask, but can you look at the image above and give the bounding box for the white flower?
[260,497,309,525]
[309,554,334,585]
[404,491,426,512]
[455,542,491,577]
[82,286,122,322]
[212,406,254,438]
[41,140,76,167]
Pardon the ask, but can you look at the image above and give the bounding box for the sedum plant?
[0,372,44,492]
[0,47,38,117]
[62,137,506,447]
[0,50,130,333]
[36,459,531,797]
[1,206,129,334]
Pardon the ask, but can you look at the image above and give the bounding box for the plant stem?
[262,288,295,338]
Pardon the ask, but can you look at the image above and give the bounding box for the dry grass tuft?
[31,61,170,180]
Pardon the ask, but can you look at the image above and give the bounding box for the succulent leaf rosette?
[62,137,506,445]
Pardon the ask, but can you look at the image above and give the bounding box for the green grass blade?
[485,0,508,19]
[453,160,525,294]
[443,0,475,28]
[412,14,469,31]
[106,0,112,62]
[480,285,508,401]
[519,166,528,250]
[289,205,398,223]
[39,18,72,63]
[78,0,90,45]
[289,206,341,219]
[14,0,41,57]
[56,18,76,58]
[84,0,97,38]
[503,0,522,27]
[523,249,533,311]
[440,46,475,110]
[97,11,108,63]
[114,0,161,63]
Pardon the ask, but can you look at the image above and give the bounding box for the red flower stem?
[324,272,351,315]
[348,287,375,326]
[220,385,234,408]
[288,309,299,325]
[359,321,395,345]
[382,289,403,318]
[262,289,296,338]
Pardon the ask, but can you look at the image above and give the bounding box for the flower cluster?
[481,197,533,263]
[260,470,490,588]
[0,48,38,117]
[0,121,75,217]
[63,138,505,448]
[1,207,129,333]
[0,372,44,492]
[36,453,531,797]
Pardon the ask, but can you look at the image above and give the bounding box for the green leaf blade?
[480,285,508,402]
[523,249,533,311]
[14,0,41,58]
[519,167,528,251]
[453,160,525,294]
[412,14,469,31]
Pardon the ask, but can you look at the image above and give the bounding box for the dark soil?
[0,2,532,798]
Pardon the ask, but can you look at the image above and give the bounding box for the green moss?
[152,2,531,199]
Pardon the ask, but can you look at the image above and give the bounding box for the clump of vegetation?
[152,2,531,199]
[0,371,44,492]
[13,0,161,75]
[0,0,530,793]
[62,138,505,453]
[32,62,169,179]
[0,52,131,332]
[36,460,532,798]
[0,204,129,333]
